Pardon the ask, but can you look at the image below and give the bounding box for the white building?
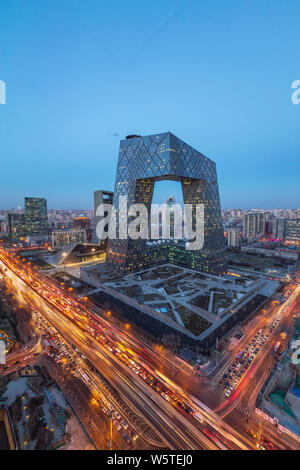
[243,212,266,239]
[227,229,240,248]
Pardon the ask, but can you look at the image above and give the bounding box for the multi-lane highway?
[0,244,299,450]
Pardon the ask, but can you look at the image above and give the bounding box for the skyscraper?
[25,197,48,241]
[227,228,240,248]
[6,212,26,238]
[91,190,114,245]
[243,212,266,239]
[106,132,226,274]
[272,217,287,239]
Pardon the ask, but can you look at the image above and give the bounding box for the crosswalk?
[236,401,252,418]
[193,374,213,386]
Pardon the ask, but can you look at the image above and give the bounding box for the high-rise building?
[286,219,300,242]
[91,190,114,245]
[272,217,287,239]
[243,212,266,239]
[73,216,92,242]
[265,220,273,236]
[106,132,226,274]
[6,212,26,238]
[227,228,240,248]
[25,197,48,241]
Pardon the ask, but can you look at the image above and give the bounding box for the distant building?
[25,197,48,243]
[158,197,183,239]
[73,216,92,242]
[0,219,7,235]
[272,217,287,239]
[227,228,240,248]
[91,190,114,245]
[51,228,87,249]
[241,245,298,260]
[243,212,266,239]
[6,213,26,238]
[286,219,300,242]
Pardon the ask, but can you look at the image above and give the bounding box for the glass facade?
[7,212,26,238]
[106,132,226,274]
[25,197,48,236]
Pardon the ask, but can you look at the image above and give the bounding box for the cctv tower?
[106,132,226,274]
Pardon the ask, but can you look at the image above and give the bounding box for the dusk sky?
[0,0,299,210]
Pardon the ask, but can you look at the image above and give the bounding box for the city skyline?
[1,0,300,209]
[0,1,300,454]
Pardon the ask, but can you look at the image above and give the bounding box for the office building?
[73,216,92,242]
[91,190,114,245]
[51,228,87,249]
[25,197,48,242]
[106,132,226,274]
[6,213,26,239]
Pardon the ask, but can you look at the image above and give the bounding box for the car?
[121,420,128,430]
[246,429,257,439]
[161,392,170,401]
[113,420,121,431]
[123,433,131,444]
[260,439,274,450]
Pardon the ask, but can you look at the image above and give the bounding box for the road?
[0,247,251,449]
[0,245,299,450]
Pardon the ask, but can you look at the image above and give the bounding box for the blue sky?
[0,0,299,209]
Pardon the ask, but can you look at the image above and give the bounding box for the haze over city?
[0,0,300,458]
[1,0,300,209]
